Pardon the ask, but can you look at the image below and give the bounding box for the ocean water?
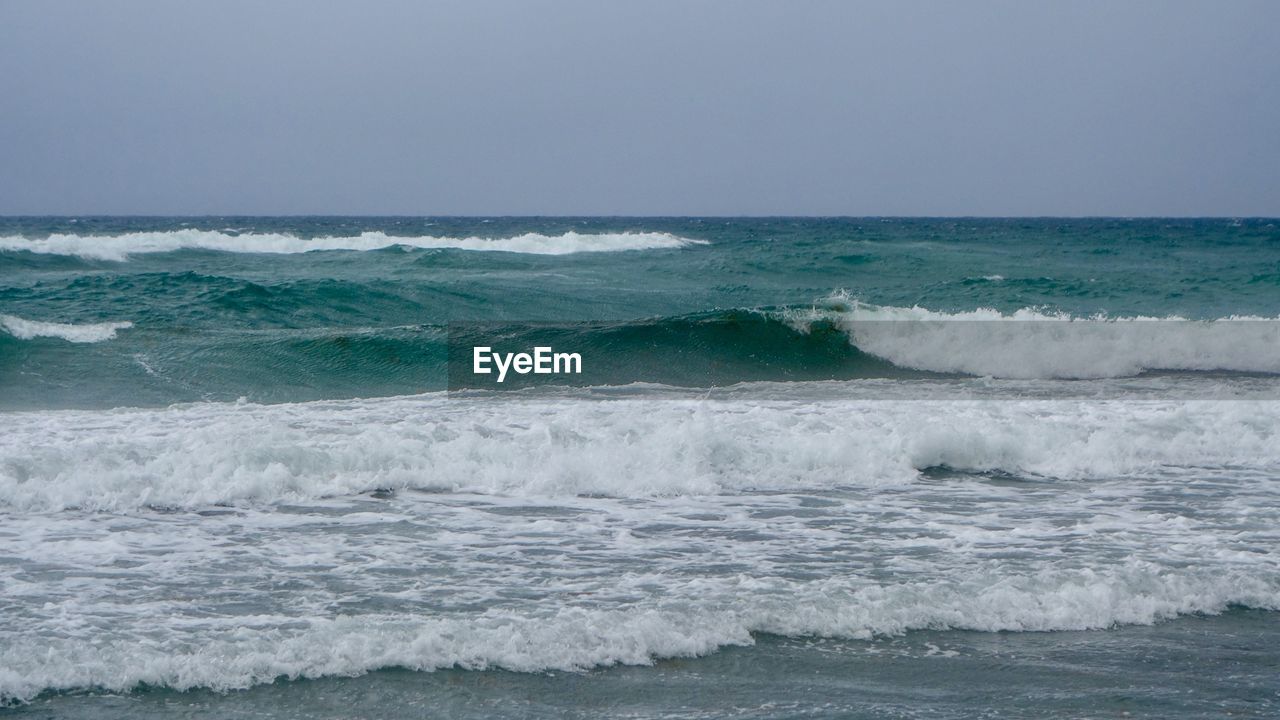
[1,217,1278,718]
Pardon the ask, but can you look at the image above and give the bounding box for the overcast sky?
[1,0,1277,216]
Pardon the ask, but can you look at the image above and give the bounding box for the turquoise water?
[3,217,1279,407]
[1,218,1278,718]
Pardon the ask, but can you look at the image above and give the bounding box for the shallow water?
[11,612,1277,719]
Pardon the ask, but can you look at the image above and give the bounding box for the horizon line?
[1,214,1277,220]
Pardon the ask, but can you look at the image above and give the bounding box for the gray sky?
[1,0,1277,216]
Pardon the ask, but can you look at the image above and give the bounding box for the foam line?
[0,230,705,260]
[0,315,133,343]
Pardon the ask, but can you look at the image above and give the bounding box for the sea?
[1,217,1278,719]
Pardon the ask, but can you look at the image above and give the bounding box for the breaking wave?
[781,296,1280,379]
[0,230,705,261]
[1,566,1274,702]
[3,387,1278,511]
[0,314,133,343]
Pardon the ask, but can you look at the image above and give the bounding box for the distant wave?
[0,230,705,260]
[0,314,132,343]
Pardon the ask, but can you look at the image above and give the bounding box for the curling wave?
[783,296,1280,379]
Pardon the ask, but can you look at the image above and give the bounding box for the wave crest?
[1,566,1273,702]
[783,296,1280,378]
[3,389,1278,511]
[0,230,704,261]
[0,315,133,343]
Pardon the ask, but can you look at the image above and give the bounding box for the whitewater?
[3,384,1280,511]
[0,229,702,261]
[2,382,1279,705]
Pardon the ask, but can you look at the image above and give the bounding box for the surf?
[4,384,1279,511]
[0,230,706,261]
[0,314,133,343]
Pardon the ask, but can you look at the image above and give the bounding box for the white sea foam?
[786,297,1280,378]
[0,314,133,343]
[2,385,1278,511]
[3,384,1278,702]
[0,564,1273,702]
[0,230,704,261]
